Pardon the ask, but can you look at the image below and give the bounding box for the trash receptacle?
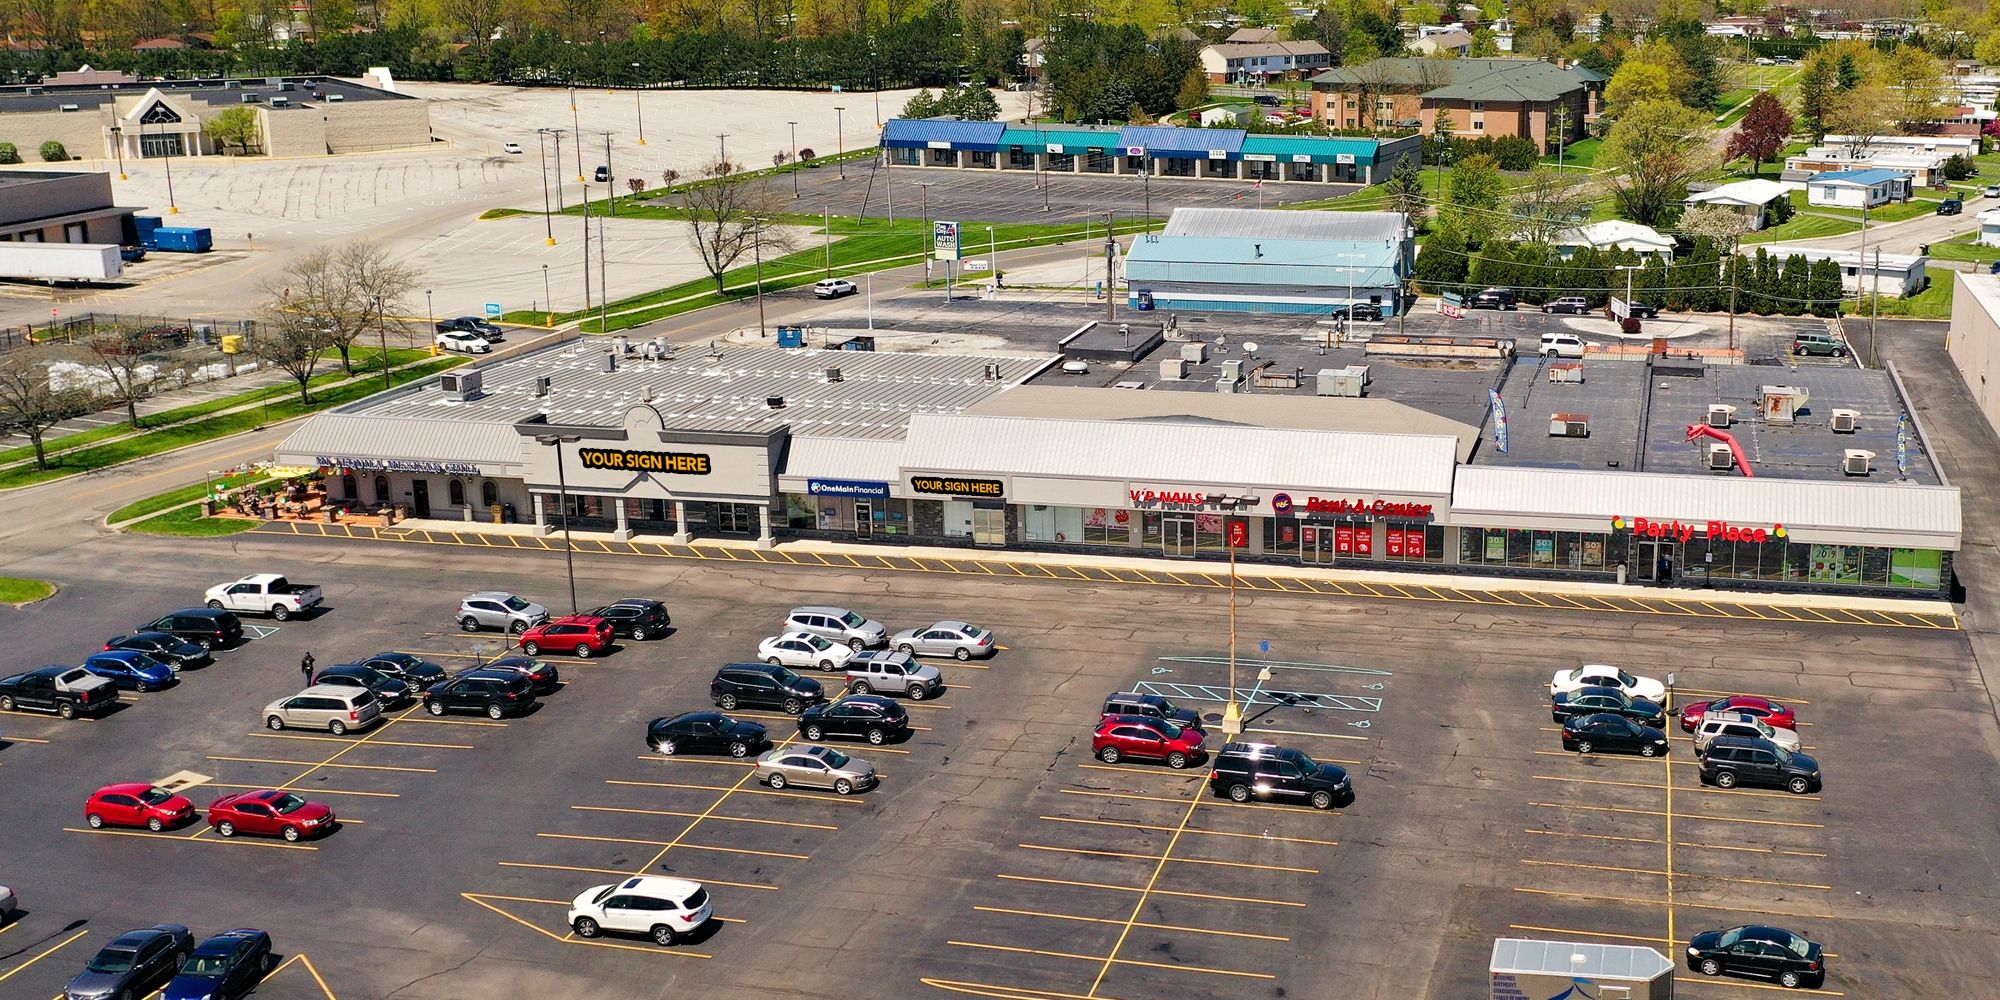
[491,503,505,524]
[1136,290,1155,311]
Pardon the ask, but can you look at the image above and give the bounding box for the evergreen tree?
[1414,226,1470,290]
[1836,53,1861,90]
[902,89,939,118]
[1798,58,1835,143]
[1781,254,1811,315]
[1808,258,1844,317]
[1384,154,1429,229]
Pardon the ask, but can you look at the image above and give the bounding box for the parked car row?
[61,925,276,1000]
[84,781,336,844]
[0,606,259,719]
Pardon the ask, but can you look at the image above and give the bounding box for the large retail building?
[277,336,1961,599]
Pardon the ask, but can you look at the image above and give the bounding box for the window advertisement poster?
[1532,536,1554,565]
[1385,529,1405,557]
[1810,544,1858,583]
[1406,529,1425,558]
[1352,526,1373,555]
[1485,531,1506,562]
[1584,539,1605,567]
[1333,526,1353,553]
[1195,513,1223,535]
[1890,548,1942,588]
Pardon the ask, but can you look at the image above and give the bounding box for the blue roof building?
[1805,168,1913,211]
[881,119,1421,186]
[1122,208,1413,315]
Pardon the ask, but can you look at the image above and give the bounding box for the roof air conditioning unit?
[1707,404,1737,427]
[766,395,785,408]
[825,366,843,383]
[1760,384,1809,424]
[58,103,78,112]
[1549,412,1590,437]
[439,368,483,400]
[1319,367,1365,397]
[241,93,259,103]
[1217,358,1244,394]
[325,93,344,102]
[1843,449,1874,476]
[1708,443,1735,470]
[1830,408,1859,433]
[269,95,289,107]
[600,351,617,372]
[1161,357,1189,381]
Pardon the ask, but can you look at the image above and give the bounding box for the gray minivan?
[783,607,889,651]
[263,684,382,735]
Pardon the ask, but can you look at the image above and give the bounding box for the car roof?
[1718,695,1780,708]
[193,929,264,951]
[26,664,70,677]
[465,591,521,600]
[792,605,855,615]
[1703,711,1761,726]
[836,695,898,709]
[1708,735,1778,750]
[163,607,228,618]
[1102,713,1173,727]
[458,668,526,681]
[108,927,176,947]
[93,649,152,663]
[546,614,605,625]
[668,711,725,723]
[1575,685,1630,698]
[96,781,159,795]
[618,875,702,897]
[1106,691,1165,704]
[297,683,368,698]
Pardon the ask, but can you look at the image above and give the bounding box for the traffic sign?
[484,302,502,317]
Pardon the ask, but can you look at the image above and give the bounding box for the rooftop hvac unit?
[1549,413,1590,437]
[269,95,289,107]
[325,93,344,102]
[57,103,78,112]
[1319,366,1366,397]
[1345,363,1371,386]
[1548,363,1583,384]
[825,366,843,383]
[1706,404,1738,427]
[1061,359,1089,375]
[1708,443,1735,470]
[1160,357,1188,381]
[600,351,617,372]
[1216,358,1244,394]
[1830,408,1859,433]
[983,362,1002,381]
[766,395,785,409]
[439,368,483,400]
[241,93,259,103]
[1180,341,1208,364]
[1844,449,1875,476]
[1759,384,1810,424]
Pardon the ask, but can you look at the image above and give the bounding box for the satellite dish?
[1242,341,1259,355]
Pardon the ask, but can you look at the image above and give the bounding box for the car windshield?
[1770,745,1794,764]
[840,611,867,627]
[270,793,309,814]
[140,787,175,806]
[502,596,532,611]
[816,749,850,768]
[1154,720,1185,740]
[355,667,391,686]
[87,948,139,973]
[1718,927,1743,948]
[960,625,984,638]
[181,954,230,976]
[804,635,832,651]
[1778,932,1811,957]
[1618,670,1639,686]
[774,667,803,686]
[1288,749,1320,770]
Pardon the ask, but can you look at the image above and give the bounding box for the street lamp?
[157,123,179,214]
[987,225,997,291]
[631,64,646,144]
[425,290,433,336]
[542,264,552,327]
[749,216,771,338]
[535,433,583,615]
[787,121,801,199]
[109,125,125,180]
[834,106,846,179]
[1335,251,1368,322]
[1212,493,1257,738]
[535,128,557,244]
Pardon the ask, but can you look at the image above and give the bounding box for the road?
[1766,204,1984,255]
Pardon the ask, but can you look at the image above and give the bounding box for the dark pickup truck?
[0,665,120,719]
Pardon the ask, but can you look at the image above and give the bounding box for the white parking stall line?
[240,624,284,641]
[1156,656,1394,677]
[1134,681,1384,714]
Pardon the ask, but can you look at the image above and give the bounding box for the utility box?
[1159,357,1188,380]
[1318,366,1367,397]
[1759,384,1810,424]
[1490,938,1675,1000]
[776,326,804,348]
[1216,358,1243,393]
[152,227,213,253]
[1830,408,1859,433]
[1180,341,1208,364]
[1707,404,1737,427]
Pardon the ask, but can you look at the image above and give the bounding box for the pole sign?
[1437,291,1463,320]
[1609,295,1630,320]
[933,221,961,261]
[1488,388,1509,453]
[485,302,502,317]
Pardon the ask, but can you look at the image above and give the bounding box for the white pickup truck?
[204,574,324,621]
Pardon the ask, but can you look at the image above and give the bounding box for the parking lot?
[1,532,1997,999]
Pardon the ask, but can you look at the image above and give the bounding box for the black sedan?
[798,695,909,746]
[586,599,672,640]
[1627,301,1660,319]
[1561,712,1668,757]
[312,664,413,705]
[1687,925,1826,989]
[103,632,212,669]
[485,655,560,694]
[1330,303,1382,322]
[342,652,448,691]
[436,316,504,340]
[65,923,193,1000]
[1551,685,1666,729]
[647,712,769,757]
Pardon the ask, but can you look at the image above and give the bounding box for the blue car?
[163,929,270,1000]
[79,650,177,692]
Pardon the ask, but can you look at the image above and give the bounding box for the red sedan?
[1680,695,1797,733]
[84,782,195,832]
[208,789,335,842]
[1093,714,1207,769]
[519,615,613,658]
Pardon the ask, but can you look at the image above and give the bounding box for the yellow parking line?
[537,832,810,860]
[1038,815,1338,847]
[0,929,89,984]
[1018,843,1317,874]
[1524,830,1828,858]
[1520,859,1833,890]
[1673,689,1812,705]
[206,755,437,773]
[571,805,837,831]
[392,717,508,727]
[1057,788,1333,815]
[2,735,50,743]
[1531,801,1823,829]
[250,733,475,749]
[204,782,399,798]
[470,893,748,925]
[497,861,780,890]
[1511,924,1672,945]
[1513,888,1837,920]
[995,874,1304,907]
[971,906,1290,941]
[65,827,317,850]
[921,976,1132,1000]
[604,778,866,803]
[1534,774,1817,801]
[1074,763,1203,779]
[1535,750,1700,767]
[947,941,1273,980]
[460,894,711,959]
[1674,977,1843,996]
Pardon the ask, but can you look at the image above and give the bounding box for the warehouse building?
[0,170,138,244]
[1121,207,1412,315]
[275,338,1960,599]
[880,119,1421,185]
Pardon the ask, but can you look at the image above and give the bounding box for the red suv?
[1093,715,1207,769]
[84,782,196,832]
[519,615,613,658]
[208,788,335,841]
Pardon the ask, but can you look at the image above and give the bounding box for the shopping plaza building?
[277,336,1961,599]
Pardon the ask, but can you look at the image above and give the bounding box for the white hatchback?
[569,876,712,946]
[435,331,491,354]
[758,630,856,672]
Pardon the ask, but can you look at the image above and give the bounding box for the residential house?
[1310,57,1602,151]
[1556,220,1675,259]
[1762,246,1928,297]
[1683,179,1799,230]
[1198,41,1332,84]
[1226,27,1281,43]
[1785,145,1954,186]
[1198,106,1251,126]
[1411,30,1473,56]
[1976,206,2000,247]
[1806,169,1913,210]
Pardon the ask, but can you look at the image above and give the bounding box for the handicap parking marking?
[1134,680,1383,714]
[239,624,284,640]
[1156,655,1393,677]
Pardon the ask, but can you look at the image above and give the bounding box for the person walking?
[300,652,315,685]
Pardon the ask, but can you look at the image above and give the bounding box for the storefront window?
[1194,513,1228,551]
[1807,544,1861,584]
[1383,521,1442,562]
[448,480,465,506]
[1084,508,1130,544]
[876,498,910,535]
[1143,512,1163,547]
[818,497,853,531]
[1891,549,1942,588]
[1024,505,1087,542]
[784,493,816,528]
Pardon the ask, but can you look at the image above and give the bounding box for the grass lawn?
[1742,213,1861,244]
[1852,277,1953,319]
[109,472,279,524]
[1543,138,1599,169]
[125,504,261,537]
[0,577,55,604]
[1921,237,1995,265]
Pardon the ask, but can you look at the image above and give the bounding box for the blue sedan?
[163,929,271,1000]
[79,650,177,692]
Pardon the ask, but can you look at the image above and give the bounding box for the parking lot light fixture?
[535,433,584,615]
[835,107,846,179]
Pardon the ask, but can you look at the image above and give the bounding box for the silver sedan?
[889,620,996,660]
[753,745,877,795]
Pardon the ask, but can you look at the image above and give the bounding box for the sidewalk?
[251,516,1958,630]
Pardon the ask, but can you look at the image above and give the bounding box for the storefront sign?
[911,475,1004,497]
[1228,520,1248,547]
[1612,516,1787,543]
[576,448,712,475]
[1271,492,1295,514]
[1299,497,1434,518]
[1386,527,1425,557]
[1129,488,1212,510]
[315,455,481,475]
[808,479,890,498]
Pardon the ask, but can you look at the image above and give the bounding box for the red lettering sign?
[1354,526,1373,555]
[1385,529,1405,556]
[1228,520,1248,548]
[1407,528,1426,558]
[1334,526,1354,554]
[1619,516,1777,544]
[1301,496,1435,518]
[1301,526,1316,545]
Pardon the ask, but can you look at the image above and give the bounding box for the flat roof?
[0,76,406,113]
[1161,208,1404,242]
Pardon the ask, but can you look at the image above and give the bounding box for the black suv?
[137,608,243,649]
[1627,300,1660,318]
[1471,287,1518,310]
[425,669,537,719]
[647,712,769,757]
[435,316,504,340]
[1551,686,1666,729]
[711,663,825,715]
[105,632,213,669]
[1102,691,1204,733]
[1699,736,1822,795]
[1331,303,1382,322]
[341,652,448,691]
[485,655,561,694]
[314,664,414,706]
[798,695,908,745]
[1687,925,1827,989]
[586,599,672,641]
[1208,742,1353,809]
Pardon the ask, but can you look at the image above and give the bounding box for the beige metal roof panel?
[275,413,528,467]
[779,435,909,484]
[1161,207,1405,243]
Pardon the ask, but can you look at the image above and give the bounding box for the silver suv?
[459,592,550,634]
[1693,710,1800,757]
[783,606,888,651]
[263,684,381,735]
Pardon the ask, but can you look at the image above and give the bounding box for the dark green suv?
[1790,333,1849,358]
[1207,742,1353,809]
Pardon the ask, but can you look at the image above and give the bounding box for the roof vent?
[535,375,552,397]
[1708,443,1735,470]
[325,93,344,102]
[766,395,785,408]
[269,95,289,107]
[1830,408,1859,433]
[1843,449,1874,476]
[825,366,843,383]
[983,362,1002,381]
[601,351,617,373]
[1549,413,1590,437]
[58,103,78,112]
[241,93,259,103]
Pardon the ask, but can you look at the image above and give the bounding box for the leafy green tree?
[1598,100,1714,225]
[1470,28,1501,57]
[39,141,67,162]
[1176,68,1209,111]
[203,106,263,155]
[1808,258,1843,317]
[1303,5,1349,65]
[941,86,1000,121]
[1798,57,1835,142]
[1443,153,1505,246]
[1726,92,1794,176]
[1414,224,1470,289]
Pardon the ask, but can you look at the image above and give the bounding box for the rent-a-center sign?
[1613,516,1789,543]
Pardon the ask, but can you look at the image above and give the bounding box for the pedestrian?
[300,652,315,684]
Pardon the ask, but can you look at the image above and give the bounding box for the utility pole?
[718,132,730,169]
[1869,247,1881,368]
[835,106,847,179]
[536,128,556,245]
[550,129,567,211]
[752,217,768,338]
[571,92,584,181]
[598,201,609,337]
[600,130,616,217]
[787,121,800,199]
[1104,212,1117,322]
[581,187,593,315]
[824,204,833,277]
[375,295,390,391]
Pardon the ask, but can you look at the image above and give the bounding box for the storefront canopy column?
[757,505,775,550]
[533,493,550,535]
[670,500,690,544]
[613,500,632,541]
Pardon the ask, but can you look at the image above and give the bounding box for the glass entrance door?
[971,506,1006,546]
[1300,524,1334,563]
[854,501,873,539]
[716,503,755,533]
[1637,541,1676,582]
[411,479,431,518]
[1163,517,1196,558]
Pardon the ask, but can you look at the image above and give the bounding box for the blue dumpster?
[152,227,213,253]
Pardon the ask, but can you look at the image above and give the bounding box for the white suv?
[783,606,888,651]
[1539,332,1587,359]
[1693,710,1801,757]
[814,278,857,298]
[568,876,712,946]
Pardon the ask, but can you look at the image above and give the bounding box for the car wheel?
[656,739,676,755]
[851,681,873,695]
[260,953,272,973]
[266,714,286,731]
[573,917,601,938]
[849,637,866,652]
[718,694,739,710]
[1228,783,1251,803]
[1779,970,1802,988]
[485,702,505,720]
[804,724,824,740]
[1311,789,1335,810]
[1098,746,1120,764]
[1167,752,1189,769]
[87,813,105,828]
[207,600,225,609]
[1640,743,1659,757]
[729,742,749,758]
[1574,740,1592,755]
[1700,958,1722,976]
[271,605,291,621]
[329,719,347,736]
[955,647,971,661]
[57,701,76,720]
[819,660,837,672]
[907,684,927,700]
[1787,776,1812,795]
[651,925,676,947]
[119,988,134,1000]
[147,816,164,832]
[899,643,915,654]
[1794,345,1809,356]
[783,697,804,715]
[283,825,302,842]
[834,778,854,795]
[767,772,787,789]
[0,695,12,711]
[1831,347,1847,358]
[460,616,481,632]
[426,700,445,716]
[1543,350,1557,358]
[1714,771,1738,788]
[574,643,593,659]
[136,681,149,693]
[766,656,782,666]
[217,820,237,837]
[630,626,648,641]
[522,641,540,656]
[509,621,529,634]
[867,729,885,745]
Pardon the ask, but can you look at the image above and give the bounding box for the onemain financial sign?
[577,447,712,475]
[809,479,891,498]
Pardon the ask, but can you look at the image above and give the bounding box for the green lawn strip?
[125,504,261,536]
[500,312,560,326]
[1920,239,1994,264]
[1850,278,1953,319]
[0,576,56,604]
[1544,138,1599,168]
[108,471,280,524]
[1741,214,1861,244]
[0,358,465,491]
[543,148,882,219]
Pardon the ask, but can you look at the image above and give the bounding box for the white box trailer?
[0,242,123,281]
[1491,939,1675,1000]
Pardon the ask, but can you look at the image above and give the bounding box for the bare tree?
[261,241,421,373]
[1509,166,1598,244]
[247,308,347,406]
[78,323,170,429]
[0,345,91,471]
[678,160,798,294]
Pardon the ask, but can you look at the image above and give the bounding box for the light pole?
[631,65,646,144]
[542,264,552,326]
[535,128,556,244]
[834,106,846,179]
[535,434,583,615]
[987,225,997,290]
[718,132,729,169]
[1216,495,1252,739]
[600,130,616,217]
[571,90,584,181]
[425,289,433,336]
[1335,252,1368,315]
[788,121,800,199]
[751,216,768,338]
[375,294,391,390]
[109,125,125,180]
[160,123,179,214]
